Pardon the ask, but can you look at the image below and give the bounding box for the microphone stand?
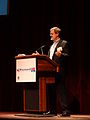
[35,45,45,54]
[41,47,43,54]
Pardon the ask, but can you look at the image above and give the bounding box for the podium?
[15,55,59,113]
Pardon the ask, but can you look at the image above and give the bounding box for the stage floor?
[0,112,90,120]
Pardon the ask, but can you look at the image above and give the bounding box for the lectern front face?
[16,58,36,82]
[15,55,56,113]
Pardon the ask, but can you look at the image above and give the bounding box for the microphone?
[35,45,46,54]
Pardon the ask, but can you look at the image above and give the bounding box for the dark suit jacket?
[48,39,69,75]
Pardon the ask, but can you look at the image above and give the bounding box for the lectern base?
[15,113,56,117]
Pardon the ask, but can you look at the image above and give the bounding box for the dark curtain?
[0,0,90,114]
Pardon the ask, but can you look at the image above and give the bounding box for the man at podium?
[33,26,70,117]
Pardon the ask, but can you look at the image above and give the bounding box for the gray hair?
[50,27,61,34]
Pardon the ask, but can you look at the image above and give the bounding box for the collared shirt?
[49,38,60,59]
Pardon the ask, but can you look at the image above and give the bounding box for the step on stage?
[0,112,90,120]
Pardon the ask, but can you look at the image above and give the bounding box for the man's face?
[50,29,59,41]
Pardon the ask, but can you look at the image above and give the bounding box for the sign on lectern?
[16,58,36,82]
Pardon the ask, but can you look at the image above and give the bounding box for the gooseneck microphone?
[35,45,46,54]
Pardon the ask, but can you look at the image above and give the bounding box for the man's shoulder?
[62,40,67,43]
[59,39,67,43]
[58,39,67,46]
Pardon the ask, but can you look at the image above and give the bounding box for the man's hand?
[55,47,63,57]
[32,51,40,55]
[55,51,62,57]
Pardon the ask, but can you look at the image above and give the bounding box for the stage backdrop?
[0,0,90,114]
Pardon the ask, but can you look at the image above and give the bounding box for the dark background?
[0,0,90,114]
